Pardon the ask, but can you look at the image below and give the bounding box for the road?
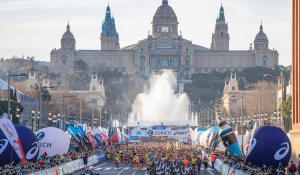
[74,161,219,175]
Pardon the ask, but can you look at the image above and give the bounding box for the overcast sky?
[0,0,292,66]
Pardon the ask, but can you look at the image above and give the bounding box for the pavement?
[73,161,219,175]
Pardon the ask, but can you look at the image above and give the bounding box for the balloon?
[199,127,215,147]
[0,125,39,166]
[36,127,70,157]
[244,126,291,168]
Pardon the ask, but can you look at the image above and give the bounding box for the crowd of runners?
[104,142,300,175]
[105,142,211,175]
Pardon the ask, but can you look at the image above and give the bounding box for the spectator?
[83,154,89,169]
[289,161,297,175]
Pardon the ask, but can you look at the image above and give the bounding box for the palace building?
[49,0,279,79]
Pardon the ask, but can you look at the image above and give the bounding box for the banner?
[92,136,99,148]
[100,133,109,146]
[131,129,188,137]
[87,133,95,149]
[0,118,27,165]
[67,126,81,144]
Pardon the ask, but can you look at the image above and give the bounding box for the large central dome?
[152,0,178,23]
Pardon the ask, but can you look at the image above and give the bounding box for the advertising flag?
[0,118,27,165]
[67,126,81,144]
[100,133,109,146]
[92,136,99,148]
[87,133,95,149]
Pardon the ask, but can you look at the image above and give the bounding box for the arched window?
[232,86,235,92]
[173,57,178,67]
[141,47,143,52]
[161,57,168,66]
[158,41,172,48]
[140,59,145,66]
[151,57,157,66]
[221,32,223,36]
[186,47,189,52]
[93,86,96,91]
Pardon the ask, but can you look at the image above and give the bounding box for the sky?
[0,0,292,66]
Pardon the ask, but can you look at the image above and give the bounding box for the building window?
[171,25,174,32]
[186,47,189,52]
[141,48,143,52]
[162,25,168,32]
[226,68,231,72]
[158,41,172,48]
[30,72,34,77]
[92,86,96,91]
[232,86,235,92]
[234,68,239,71]
[140,59,145,66]
[263,60,267,66]
[122,68,126,72]
[219,68,223,72]
[212,68,216,72]
[162,57,168,66]
[151,57,157,66]
[62,60,66,65]
[204,68,208,72]
[226,81,229,85]
[185,60,189,66]
[232,74,236,79]
[173,57,178,67]
[114,68,118,71]
[221,32,223,36]
[197,68,201,72]
[106,68,111,71]
[93,75,96,79]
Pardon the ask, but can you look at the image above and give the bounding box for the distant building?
[49,0,279,79]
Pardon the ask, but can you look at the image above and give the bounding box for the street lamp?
[104,108,107,128]
[80,100,91,123]
[62,94,76,130]
[31,109,36,131]
[264,72,285,131]
[57,113,61,128]
[7,72,28,120]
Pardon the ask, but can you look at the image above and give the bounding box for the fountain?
[128,70,197,127]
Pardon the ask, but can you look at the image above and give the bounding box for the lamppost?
[264,72,285,131]
[80,100,91,123]
[48,111,52,127]
[37,85,53,131]
[62,94,76,130]
[16,106,21,125]
[7,72,28,120]
[31,109,36,131]
[57,113,61,128]
[53,113,57,127]
[37,110,40,130]
[104,108,107,128]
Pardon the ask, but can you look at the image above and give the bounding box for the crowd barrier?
[202,153,249,175]
[28,153,104,175]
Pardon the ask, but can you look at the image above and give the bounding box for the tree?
[75,60,88,72]
[1,57,4,62]
[238,78,246,90]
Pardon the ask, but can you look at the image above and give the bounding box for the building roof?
[153,1,177,24]
[254,23,268,42]
[61,22,75,40]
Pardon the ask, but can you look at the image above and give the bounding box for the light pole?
[7,71,28,121]
[104,108,108,128]
[16,106,21,125]
[57,113,61,129]
[62,94,76,130]
[80,100,91,123]
[264,72,285,131]
[37,85,53,129]
[31,109,36,131]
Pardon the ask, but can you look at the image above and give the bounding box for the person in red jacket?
[209,154,216,169]
[289,161,296,175]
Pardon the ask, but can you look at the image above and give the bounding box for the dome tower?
[151,0,179,38]
[254,22,269,50]
[61,22,76,50]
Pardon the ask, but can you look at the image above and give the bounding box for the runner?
[105,151,111,165]
[203,155,208,173]
[124,151,130,166]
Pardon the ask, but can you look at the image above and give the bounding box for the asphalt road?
[74,161,219,175]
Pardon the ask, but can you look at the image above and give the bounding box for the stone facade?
[49,0,279,79]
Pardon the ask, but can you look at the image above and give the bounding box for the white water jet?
[128,70,196,126]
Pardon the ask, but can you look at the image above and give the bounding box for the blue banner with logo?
[152,125,166,130]
[67,126,81,144]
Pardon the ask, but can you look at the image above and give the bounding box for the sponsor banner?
[100,133,109,146]
[39,170,46,175]
[0,118,27,165]
[97,153,105,160]
[131,130,188,137]
[87,133,95,149]
[62,164,68,175]
[152,125,166,130]
[56,165,63,175]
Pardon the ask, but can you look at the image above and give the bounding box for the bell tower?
[229,71,238,93]
[27,65,37,90]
